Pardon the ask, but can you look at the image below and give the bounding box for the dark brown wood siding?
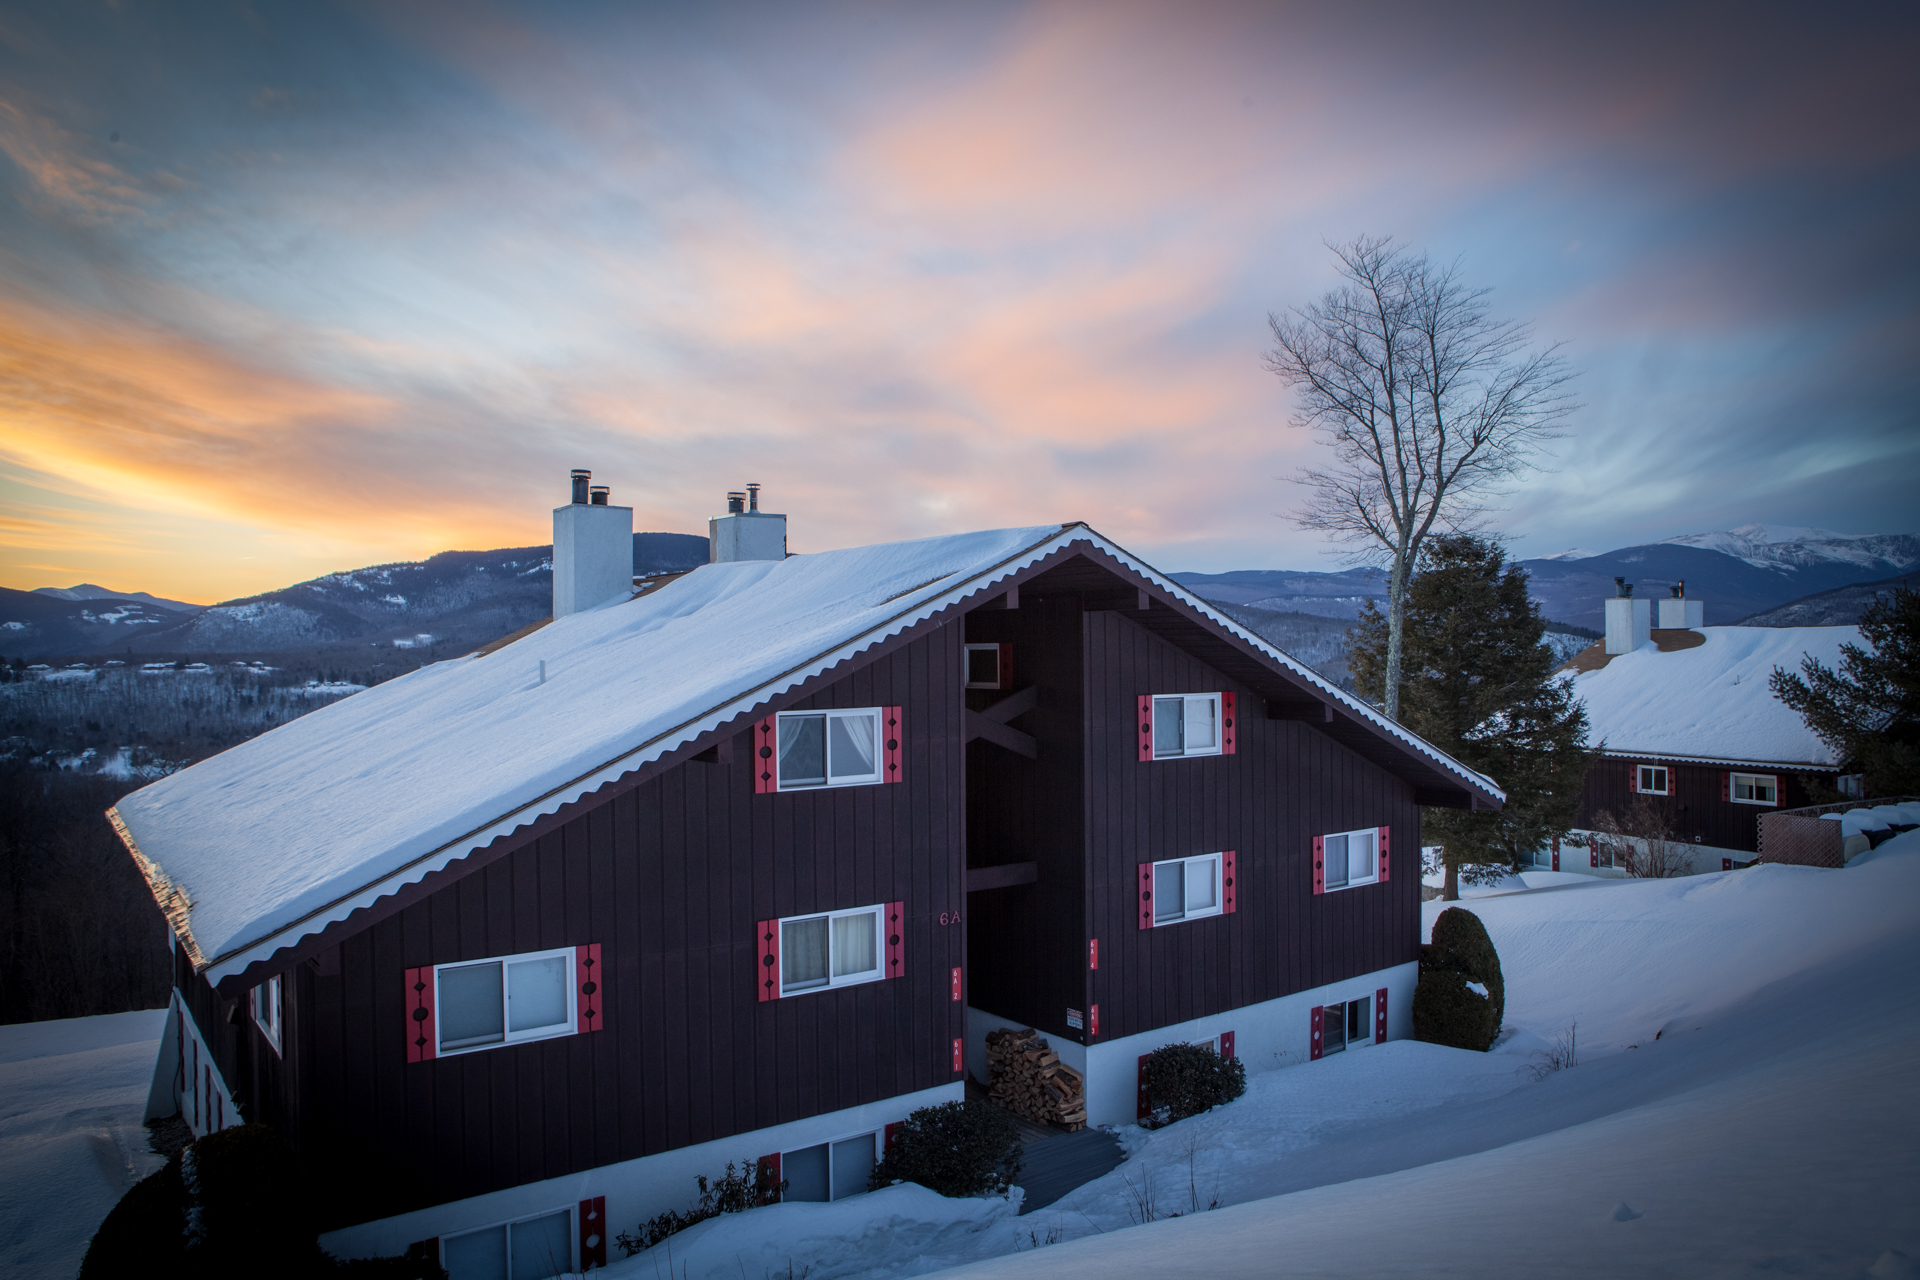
[216,623,969,1227]
[176,945,301,1140]
[1576,758,1836,853]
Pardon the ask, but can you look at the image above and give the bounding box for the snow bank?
[1570,624,1857,765]
[0,1009,169,1279]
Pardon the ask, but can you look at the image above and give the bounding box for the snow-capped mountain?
[1661,524,1920,574]
[1537,548,1601,562]
[30,584,203,612]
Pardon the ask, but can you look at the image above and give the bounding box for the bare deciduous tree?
[1591,796,1694,878]
[1265,236,1576,721]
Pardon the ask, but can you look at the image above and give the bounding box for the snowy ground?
[0,1008,168,1280]
[610,837,1920,1279]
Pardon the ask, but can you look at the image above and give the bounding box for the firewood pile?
[985,1028,1087,1130]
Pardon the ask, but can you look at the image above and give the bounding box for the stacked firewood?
[985,1028,1087,1130]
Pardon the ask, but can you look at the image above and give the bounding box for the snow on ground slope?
[607,840,1920,1279]
[0,1008,168,1280]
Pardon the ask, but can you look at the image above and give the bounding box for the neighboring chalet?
[111,476,1501,1275]
[1551,583,1851,876]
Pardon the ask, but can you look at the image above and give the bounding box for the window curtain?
[782,917,830,988]
[831,912,877,977]
[779,716,826,785]
[1348,831,1376,885]
[827,713,876,780]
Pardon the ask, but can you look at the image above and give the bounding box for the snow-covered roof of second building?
[111,522,1500,983]
[1569,625,1857,768]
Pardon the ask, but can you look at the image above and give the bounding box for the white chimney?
[1604,578,1651,655]
[1657,581,1704,630]
[552,469,633,618]
[708,482,787,564]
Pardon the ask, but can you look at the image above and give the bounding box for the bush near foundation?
[868,1100,1021,1198]
[1413,906,1506,1051]
[1138,1041,1247,1128]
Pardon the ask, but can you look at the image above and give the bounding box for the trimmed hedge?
[1413,906,1506,1051]
[1138,1042,1246,1128]
[867,1100,1021,1198]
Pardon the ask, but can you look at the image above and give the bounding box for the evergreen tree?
[1770,585,1920,796]
[1350,534,1590,896]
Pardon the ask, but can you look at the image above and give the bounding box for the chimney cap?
[1614,576,1633,598]
[589,485,610,506]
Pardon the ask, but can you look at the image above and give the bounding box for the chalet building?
[1551,583,1849,876]
[113,476,1499,1275]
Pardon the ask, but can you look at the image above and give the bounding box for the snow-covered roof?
[112,523,1500,985]
[1569,625,1856,769]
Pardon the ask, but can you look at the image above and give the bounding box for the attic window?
[776,709,882,789]
[1637,766,1669,795]
[964,643,1009,690]
[1321,827,1379,891]
[1730,773,1778,806]
[1151,693,1221,758]
[251,975,282,1056]
[435,947,575,1055]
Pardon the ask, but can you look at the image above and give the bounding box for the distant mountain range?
[1,533,708,659]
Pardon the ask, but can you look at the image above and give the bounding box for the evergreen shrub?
[1138,1042,1247,1128]
[867,1100,1021,1198]
[1413,907,1505,1051]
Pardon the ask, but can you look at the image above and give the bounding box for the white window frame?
[1150,692,1224,760]
[1148,852,1224,926]
[1729,772,1779,806]
[433,945,577,1058]
[775,707,885,791]
[1319,826,1380,892]
[1322,993,1375,1055]
[963,643,1003,690]
[778,904,886,996]
[439,1203,575,1278]
[1636,765,1670,795]
[781,1129,881,1202]
[251,974,283,1056]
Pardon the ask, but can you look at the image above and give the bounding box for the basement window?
[1321,827,1380,891]
[1636,766,1669,795]
[1150,852,1223,926]
[440,1206,573,1280]
[1322,994,1373,1055]
[782,1132,880,1202]
[1730,773,1778,806]
[777,708,882,789]
[779,905,884,995]
[1151,693,1222,758]
[250,974,283,1056]
[434,947,575,1056]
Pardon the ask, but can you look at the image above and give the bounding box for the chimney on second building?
[1657,580,1704,630]
[552,469,634,618]
[709,482,787,563]
[1605,578,1651,655]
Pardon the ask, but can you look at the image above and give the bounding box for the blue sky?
[1,0,1914,601]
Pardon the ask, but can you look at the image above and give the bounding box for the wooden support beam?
[1006,583,1020,609]
[966,861,1039,893]
[979,684,1038,725]
[965,708,1037,758]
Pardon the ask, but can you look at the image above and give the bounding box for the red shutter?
[1312,836,1325,895]
[405,966,436,1063]
[757,1153,782,1205]
[952,1037,963,1073]
[575,943,603,1034]
[998,642,1013,691]
[1377,827,1390,882]
[753,716,777,793]
[1722,772,1730,801]
[1310,1005,1324,1060]
[1722,857,1733,871]
[756,919,781,1001]
[886,902,905,978]
[883,707,903,783]
[1219,1030,1236,1059]
[1088,938,1099,970]
[1089,1003,1099,1037]
[951,967,962,1001]
[1137,694,1154,761]
[1375,987,1388,1044]
[1137,862,1155,928]
[1221,691,1236,754]
[1630,764,1639,793]
[1137,1053,1152,1120]
[578,1196,606,1269]
[884,1122,901,1155]
[1590,845,1599,869]
[1552,837,1560,872]
[1222,850,1237,913]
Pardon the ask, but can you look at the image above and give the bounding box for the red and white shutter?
[1222,850,1237,913]
[884,1122,901,1155]
[578,1196,607,1270]
[1311,836,1325,895]
[1221,691,1236,754]
[885,902,905,978]
[405,966,436,1063]
[752,716,778,794]
[1377,826,1391,882]
[1137,695,1154,761]
[1219,1030,1236,1059]
[756,919,781,1001]
[1137,862,1155,928]
[1552,836,1560,872]
[757,1153,783,1205]
[1310,1005,1324,1060]
[1590,844,1599,869]
[1630,763,1640,794]
[1722,772,1730,801]
[1374,987,1388,1044]
[575,944,603,1034]
[1136,1053,1153,1120]
[882,707,903,783]
[997,642,1014,691]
